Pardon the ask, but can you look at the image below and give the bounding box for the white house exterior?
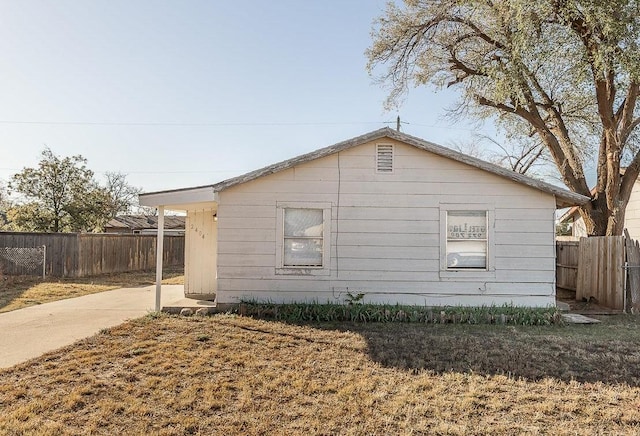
[140,128,588,309]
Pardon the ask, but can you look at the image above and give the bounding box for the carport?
[139,186,218,311]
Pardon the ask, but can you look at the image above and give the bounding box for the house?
[104,215,185,236]
[558,180,640,239]
[556,207,587,238]
[139,128,588,308]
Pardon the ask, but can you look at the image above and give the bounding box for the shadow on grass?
[297,318,640,386]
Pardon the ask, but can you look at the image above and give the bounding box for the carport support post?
[155,206,165,312]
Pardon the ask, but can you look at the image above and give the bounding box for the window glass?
[446,211,487,269]
[284,209,323,237]
[284,209,323,267]
[284,238,323,266]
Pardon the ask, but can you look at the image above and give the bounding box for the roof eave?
[138,186,218,210]
[555,193,590,209]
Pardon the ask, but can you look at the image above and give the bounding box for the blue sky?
[0,1,491,194]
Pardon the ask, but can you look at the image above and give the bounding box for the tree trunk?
[579,196,629,236]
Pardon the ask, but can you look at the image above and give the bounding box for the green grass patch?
[238,301,562,326]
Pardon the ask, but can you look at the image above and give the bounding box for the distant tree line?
[0,148,144,233]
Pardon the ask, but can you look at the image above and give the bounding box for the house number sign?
[190,223,206,240]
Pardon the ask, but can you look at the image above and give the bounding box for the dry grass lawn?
[1,313,640,435]
[0,269,184,313]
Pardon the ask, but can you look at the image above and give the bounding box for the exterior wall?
[184,209,217,298]
[572,214,587,237]
[625,180,640,240]
[215,139,557,307]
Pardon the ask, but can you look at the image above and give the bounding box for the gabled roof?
[106,215,185,230]
[140,127,590,208]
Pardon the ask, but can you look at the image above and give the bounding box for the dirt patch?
[557,287,622,315]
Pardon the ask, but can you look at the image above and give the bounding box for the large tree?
[7,149,142,232]
[367,0,640,235]
[9,148,96,232]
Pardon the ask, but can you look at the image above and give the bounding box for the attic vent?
[376,144,394,173]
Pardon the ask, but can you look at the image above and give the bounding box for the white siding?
[625,180,640,240]
[572,215,587,237]
[185,209,217,297]
[215,139,557,307]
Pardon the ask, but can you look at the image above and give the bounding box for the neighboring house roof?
[140,127,590,209]
[105,215,185,231]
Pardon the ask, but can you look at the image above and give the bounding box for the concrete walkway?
[0,285,184,369]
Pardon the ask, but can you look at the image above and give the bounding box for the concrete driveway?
[0,285,184,369]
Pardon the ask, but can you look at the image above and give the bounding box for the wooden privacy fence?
[556,233,640,312]
[576,236,625,310]
[0,232,184,278]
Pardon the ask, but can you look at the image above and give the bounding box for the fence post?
[42,244,46,280]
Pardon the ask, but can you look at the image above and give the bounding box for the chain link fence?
[0,246,46,278]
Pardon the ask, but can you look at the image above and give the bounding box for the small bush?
[237,301,562,326]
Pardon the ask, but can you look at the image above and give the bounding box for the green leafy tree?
[9,148,106,232]
[0,182,12,230]
[6,202,56,232]
[8,149,143,233]
[63,184,113,232]
[9,148,95,232]
[367,0,640,235]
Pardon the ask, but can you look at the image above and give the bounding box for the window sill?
[439,269,496,281]
[275,267,331,276]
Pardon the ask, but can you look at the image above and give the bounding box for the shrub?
[237,301,562,326]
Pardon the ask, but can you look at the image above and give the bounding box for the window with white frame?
[283,208,324,267]
[446,210,488,269]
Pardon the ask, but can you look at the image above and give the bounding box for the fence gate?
[575,236,625,310]
[556,240,579,291]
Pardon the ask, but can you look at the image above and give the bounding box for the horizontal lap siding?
[625,181,640,240]
[215,139,556,306]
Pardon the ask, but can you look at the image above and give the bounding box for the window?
[376,144,393,173]
[283,208,323,267]
[446,210,487,269]
[439,204,495,279]
[276,202,331,275]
